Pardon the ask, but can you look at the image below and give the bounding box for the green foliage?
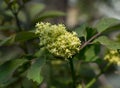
[0,0,66,87]
[0,0,120,87]
[74,24,87,38]
[33,11,66,23]
[27,48,46,83]
[95,18,120,33]
[0,31,37,46]
[74,24,97,41]
[0,48,23,65]
[27,58,45,84]
[14,31,38,42]
[0,25,17,31]
[27,3,45,19]
[0,36,14,46]
[84,45,99,62]
[0,59,28,87]
[93,36,120,50]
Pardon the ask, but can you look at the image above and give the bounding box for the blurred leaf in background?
[0,0,66,87]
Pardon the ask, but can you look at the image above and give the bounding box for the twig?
[14,12,22,31]
[6,2,22,31]
[86,63,111,88]
[80,32,101,50]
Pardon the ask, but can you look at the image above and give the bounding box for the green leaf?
[0,25,17,30]
[0,59,28,84]
[0,35,15,46]
[18,11,27,22]
[95,18,120,33]
[74,24,87,38]
[33,11,66,23]
[27,58,45,84]
[15,31,38,42]
[0,1,9,13]
[27,3,45,19]
[102,24,120,34]
[34,48,46,57]
[117,33,120,42]
[84,46,99,62]
[74,25,97,41]
[0,77,19,88]
[4,10,14,18]
[93,36,120,49]
[0,47,24,65]
[0,31,38,46]
[86,27,97,40]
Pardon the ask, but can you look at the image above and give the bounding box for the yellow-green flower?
[35,22,67,46]
[35,22,81,58]
[47,32,80,58]
[104,50,120,65]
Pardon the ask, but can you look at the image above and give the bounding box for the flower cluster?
[35,22,81,58]
[104,50,120,65]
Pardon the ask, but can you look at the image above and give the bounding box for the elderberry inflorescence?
[35,22,81,58]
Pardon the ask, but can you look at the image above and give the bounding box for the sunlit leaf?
[84,45,99,62]
[93,36,120,49]
[74,24,87,38]
[95,18,120,33]
[102,24,120,34]
[27,58,45,84]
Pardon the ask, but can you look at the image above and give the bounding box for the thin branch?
[80,32,101,50]
[6,2,22,32]
[14,12,22,31]
[86,63,111,88]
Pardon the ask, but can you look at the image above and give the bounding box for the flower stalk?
[86,63,111,88]
[69,58,76,88]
